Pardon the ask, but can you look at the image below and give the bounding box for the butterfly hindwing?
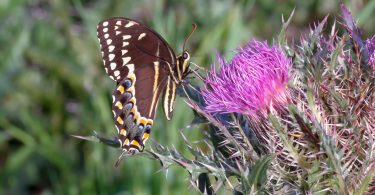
[111,63,169,151]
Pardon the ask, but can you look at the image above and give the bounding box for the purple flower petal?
[202,41,291,118]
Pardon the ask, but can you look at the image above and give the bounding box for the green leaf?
[269,112,311,169]
[278,8,295,46]
[247,154,275,193]
[353,166,375,195]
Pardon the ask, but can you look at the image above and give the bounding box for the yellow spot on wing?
[120,129,126,136]
[127,87,134,94]
[139,118,147,125]
[124,138,130,146]
[116,116,124,125]
[142,133,150,141]
[115,101,123,109]
[130,140,140,148]
[117,85,125,94]
[129,97,135,104]
[131,107,136,115]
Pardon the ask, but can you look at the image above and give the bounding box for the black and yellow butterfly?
[97,17,195,154]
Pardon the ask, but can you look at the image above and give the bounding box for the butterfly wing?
[97,17,177,83]
[111,64,169,151]
[97,17,175,151]
[161,75,177,120]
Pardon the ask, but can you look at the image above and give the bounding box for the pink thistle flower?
[365,35,375,70]
[202,41,291,118]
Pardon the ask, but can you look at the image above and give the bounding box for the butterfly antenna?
[183,23,197,51]
[190,61,206,71]
[189,68,204,81]
[189,61,206,81]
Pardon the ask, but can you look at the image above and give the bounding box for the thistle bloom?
[202,41,291,118]
[365,35,375,70]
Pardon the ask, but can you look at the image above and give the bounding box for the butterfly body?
[96,17,191,153]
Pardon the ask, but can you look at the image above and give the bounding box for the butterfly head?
[176,50,191,82]
[175,23,196,82]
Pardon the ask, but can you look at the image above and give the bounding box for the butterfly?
[96,17,196,156]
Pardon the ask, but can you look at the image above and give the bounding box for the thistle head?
[202,41,291,118]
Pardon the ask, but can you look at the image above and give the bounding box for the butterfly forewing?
[97,17,178,152]
[97,17,176,82]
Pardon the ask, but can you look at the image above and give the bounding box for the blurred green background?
[0,0,374,194]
